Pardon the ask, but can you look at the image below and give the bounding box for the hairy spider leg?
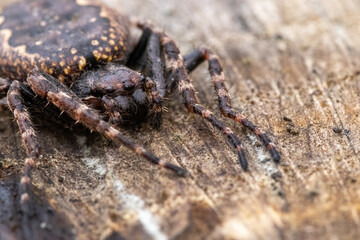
[144,76,164,128]
[7,81,40,201]
[182,48,281,163]
[183,49,206,73]
[127,27,166,128]
[160,35,248,169]
[7,80,40,238]
[26,69,188,176]
[143,31,167,128]
[158,35,248,169]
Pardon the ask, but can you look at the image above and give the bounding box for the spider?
[0,0,280,212]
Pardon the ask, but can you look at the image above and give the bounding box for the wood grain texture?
[1,0,360,239]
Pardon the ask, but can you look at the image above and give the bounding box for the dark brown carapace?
[0,0,280,233]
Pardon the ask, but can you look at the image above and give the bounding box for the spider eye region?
[81,63,149,126]
[88,64,144,96]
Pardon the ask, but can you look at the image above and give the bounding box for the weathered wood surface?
[1,0,360,239]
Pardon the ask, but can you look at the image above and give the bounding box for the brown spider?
[0,0,280,216]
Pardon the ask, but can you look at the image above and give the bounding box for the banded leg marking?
[183,48,281,163]
[160,34,249,170]
[7,80,39,204]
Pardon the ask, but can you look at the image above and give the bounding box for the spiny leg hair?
[26,69,188,176]
[160,35,249,170]
[7,81,40,205]
[183,48,281,163]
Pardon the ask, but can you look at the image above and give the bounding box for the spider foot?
[163,162,189,177]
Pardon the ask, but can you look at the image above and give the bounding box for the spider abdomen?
[0,0,129,84]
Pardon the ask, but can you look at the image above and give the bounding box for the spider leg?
[165,49,205,91]
[183,48,207,73]
[144,31,166,128]
[157,36,248,169]
[26,70,188,176]
[127,27,152,70]
[7,80,39,202]
[144,76,164,129]
[7,80,40,237]
[134,22,249,169]
[181,48,281,163]
[127,26,166,128]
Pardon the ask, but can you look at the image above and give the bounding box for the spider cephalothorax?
[0,0,280,230]
[72,63,152,126]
